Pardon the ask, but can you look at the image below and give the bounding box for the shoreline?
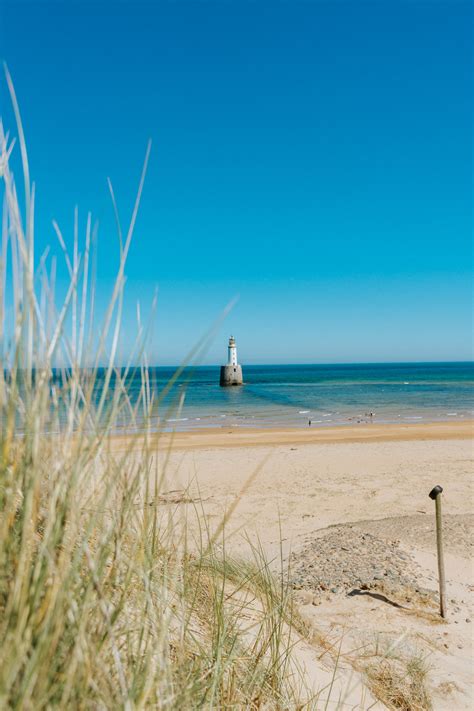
[112,418,473,450]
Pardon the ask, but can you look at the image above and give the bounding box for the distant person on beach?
[308,419,311,427]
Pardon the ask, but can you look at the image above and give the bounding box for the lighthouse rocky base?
[219,364,243,387]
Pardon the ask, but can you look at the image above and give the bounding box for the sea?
[105,361,474,432]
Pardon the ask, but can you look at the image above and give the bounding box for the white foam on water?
[322,413,332,417]
[446,412,457,416]
[167,418,189,422]
[299,410,310,414]
[404,416,422,420]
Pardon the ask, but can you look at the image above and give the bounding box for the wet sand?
[113,419,473,451]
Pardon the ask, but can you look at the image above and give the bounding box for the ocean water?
[110,362,474,432]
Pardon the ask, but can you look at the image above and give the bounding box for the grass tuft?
[366,654,432,711]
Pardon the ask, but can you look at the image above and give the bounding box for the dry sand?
[116,421,473,708]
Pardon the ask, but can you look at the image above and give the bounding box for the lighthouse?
[219,335,243,386]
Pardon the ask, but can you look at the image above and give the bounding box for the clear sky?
[1,0,472,365]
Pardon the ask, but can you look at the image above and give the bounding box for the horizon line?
[87,359,474,369]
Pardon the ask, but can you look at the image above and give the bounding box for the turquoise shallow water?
[98,362,474,432]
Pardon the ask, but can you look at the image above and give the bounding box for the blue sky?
[1,0,472,364]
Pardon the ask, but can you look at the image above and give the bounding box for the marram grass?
[0,71,309,710]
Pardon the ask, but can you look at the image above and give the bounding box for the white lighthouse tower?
[220,335,243,386]
[228,335,237,366]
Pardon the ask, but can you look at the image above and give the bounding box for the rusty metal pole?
[429,485,447,619]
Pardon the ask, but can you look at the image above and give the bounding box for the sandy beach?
[121,420,473,708]
[130,420,473,555]
[125,419,474,450]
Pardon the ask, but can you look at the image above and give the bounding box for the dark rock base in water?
[220,365,243,386]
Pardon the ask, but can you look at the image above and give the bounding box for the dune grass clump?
[365,655,431,711]
[358,633,432,711]
[0,74,307,709]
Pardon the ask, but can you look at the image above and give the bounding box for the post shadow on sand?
[348,589,406,609]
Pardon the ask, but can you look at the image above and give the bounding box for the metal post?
[429,485,447,619]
